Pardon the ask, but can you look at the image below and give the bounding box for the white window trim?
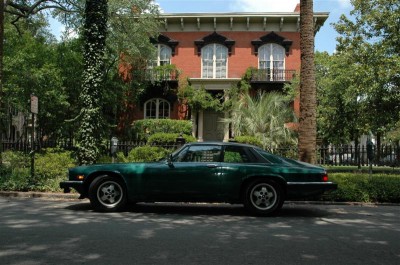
[144,98,171,119]
[258,43,286,81]
[150,44,172,68]
[201,43,228,79]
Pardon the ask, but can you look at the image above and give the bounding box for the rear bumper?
[60,181,85,195]
[286,182,338,199]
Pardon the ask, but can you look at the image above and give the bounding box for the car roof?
[186,141,258,148]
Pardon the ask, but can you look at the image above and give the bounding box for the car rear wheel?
[243,179,284,216]
[89,175,127,212]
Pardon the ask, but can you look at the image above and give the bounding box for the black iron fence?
[272,145,400,167]
[2,140,399,167]
[1,140,180,157]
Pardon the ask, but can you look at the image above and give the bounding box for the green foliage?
[0,149,76,192]
[132,119,193,140]
[329,173,400,203]
[223,91,297,150]
[3,15,70,139]
[33,149,77,191]
[0,151,30,191]
[232,136,263,148]
[178,85,223,112]
[326,1,400,144]
[119,146,169,162]
[107,0,160,65]
[77,0,108,165]
[148,133,196,145]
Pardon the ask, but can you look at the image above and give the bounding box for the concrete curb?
[0,191,80,200]
[0,191,398,206]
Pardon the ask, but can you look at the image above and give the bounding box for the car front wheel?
[243,179,284,216]
[89,175,127,212]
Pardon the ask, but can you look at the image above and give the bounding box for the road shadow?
[65,201,332,218]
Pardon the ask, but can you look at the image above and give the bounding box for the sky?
[52,0,353,54]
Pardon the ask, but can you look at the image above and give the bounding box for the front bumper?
[60,181,85,195]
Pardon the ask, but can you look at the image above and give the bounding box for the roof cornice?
[158,12,329,33]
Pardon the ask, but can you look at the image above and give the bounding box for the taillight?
[322,173,329,182]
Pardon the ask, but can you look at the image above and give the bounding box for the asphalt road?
[0,196,399,265]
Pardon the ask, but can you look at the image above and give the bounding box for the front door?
[203,110,225,141]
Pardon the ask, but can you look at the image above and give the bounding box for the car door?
[219,145,258,199]
[143,144,223,201]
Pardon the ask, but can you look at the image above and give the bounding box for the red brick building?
[122,5,328,141]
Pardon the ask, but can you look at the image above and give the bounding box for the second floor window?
[258,44,285,80]
[144,98,170,119]
[149,44,172,68]
[202,44,228,78]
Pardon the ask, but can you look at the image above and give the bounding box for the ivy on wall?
[77,0,108,165]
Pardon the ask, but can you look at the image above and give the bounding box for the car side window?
[182,145,221,162]
[223,146,250,163]
[173,146,189,162]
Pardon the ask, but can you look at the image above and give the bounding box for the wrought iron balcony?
[250,69,296,83]
[132,68,180,82]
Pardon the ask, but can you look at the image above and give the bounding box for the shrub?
[0,151,30,191]
[233,136,263,147]
[33,148,77,192]
[2,150,29,168]
[0,149,77,192]
[131,119,192,140]
[328,173,400,203]
[121,146,170,162]
[147,133,196,146]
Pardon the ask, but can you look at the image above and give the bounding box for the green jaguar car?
[60,142,337,216]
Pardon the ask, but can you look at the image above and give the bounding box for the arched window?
[258,44,285,81]
[202,44,228,78]
[149,44,172,68]
[144,98,170,119]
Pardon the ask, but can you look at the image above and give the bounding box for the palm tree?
[298,0,317,163]
[224,91,296,151]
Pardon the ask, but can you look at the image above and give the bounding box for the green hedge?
[328,173,400,203]
[147,133,196,145]
[118,146,170,162]
[0,149,77,192]
[233,136,263,147]
[132,119,193,140]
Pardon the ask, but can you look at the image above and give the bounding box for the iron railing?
[2,140,399,167]
[250,69,296,82]
[132,68,180,82]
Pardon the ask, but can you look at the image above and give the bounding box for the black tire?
[243,179,284,216]
[88,175,127,212]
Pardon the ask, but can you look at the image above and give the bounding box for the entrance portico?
[189,78,240,142]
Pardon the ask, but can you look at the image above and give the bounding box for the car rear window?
[254,148,287,164]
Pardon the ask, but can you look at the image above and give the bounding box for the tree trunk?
[298,0,317,164]
[77,0,108,165]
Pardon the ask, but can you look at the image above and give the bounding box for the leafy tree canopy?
[327,0,400,146]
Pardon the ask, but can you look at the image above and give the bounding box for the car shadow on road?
[65,201,332,218]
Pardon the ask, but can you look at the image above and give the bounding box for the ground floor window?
[144,98,170,119]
